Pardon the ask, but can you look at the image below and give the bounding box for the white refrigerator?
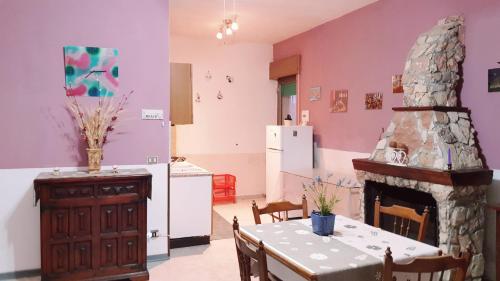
[266,125,313,203]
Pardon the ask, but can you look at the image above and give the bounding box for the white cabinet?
[169,162,212,247]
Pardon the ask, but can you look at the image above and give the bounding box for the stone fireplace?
[353,16,492,280]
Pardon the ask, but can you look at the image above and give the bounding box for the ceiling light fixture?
[215,0,239,40]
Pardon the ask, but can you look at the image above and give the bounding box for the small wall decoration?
[330,90,348,113]
[488,68,500,92]
[64,46,119,97]
[365,93,383,110]
[309,86,321,101]
[392,74,403,93]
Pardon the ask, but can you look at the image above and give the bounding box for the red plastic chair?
[213,174,236,204]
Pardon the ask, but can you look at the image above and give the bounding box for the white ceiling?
[170,0,378,44]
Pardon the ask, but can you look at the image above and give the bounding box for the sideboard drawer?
[98,183,138,196]
[50,185,94,199]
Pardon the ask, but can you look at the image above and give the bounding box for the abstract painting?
[392,74,403,93]
[64,46,119,97]
[488,68,500,92]
[330,90,348,113]
[365,93,383,110]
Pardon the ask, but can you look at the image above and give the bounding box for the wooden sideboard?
[34,169,152,281]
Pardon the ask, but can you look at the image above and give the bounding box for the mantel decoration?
[303,175,345,236]
[67,90,133,172]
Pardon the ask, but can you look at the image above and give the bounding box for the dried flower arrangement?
[66,90,133,171]
[67,90,133,148]
[303,174,346,216]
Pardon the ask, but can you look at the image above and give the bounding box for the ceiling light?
[231,21,239,31]
[215,0,239,40]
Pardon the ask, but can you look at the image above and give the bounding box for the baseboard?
[237,193,265,200]
[0,254,170,280]
[0,268,40,280]
[148,253,170,262]
[170,235,210,249]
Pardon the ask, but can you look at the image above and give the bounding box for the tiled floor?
[7,198,264,281]
[213,197,272,226]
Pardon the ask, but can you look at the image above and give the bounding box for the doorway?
[277,75,297,125]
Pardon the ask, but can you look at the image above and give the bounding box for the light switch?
[301,110,310,125]
[142,109,164,120]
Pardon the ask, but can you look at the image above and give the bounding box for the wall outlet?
[147,156,159,165]
[150,229,159,238]
[142,109,164,120]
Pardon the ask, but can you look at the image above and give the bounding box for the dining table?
[239,215,440,281]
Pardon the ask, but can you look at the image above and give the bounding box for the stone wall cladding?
[356,170,487,280]
[402,16,465,107]
[370,110,483,170]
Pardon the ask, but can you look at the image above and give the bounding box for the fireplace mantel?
[352,158,493,186]
[391,106,470,113]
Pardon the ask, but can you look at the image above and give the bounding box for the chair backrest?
[383,246,471,281]
[374,196,430,242]
[252,195,308,225]
[233,216,269,281]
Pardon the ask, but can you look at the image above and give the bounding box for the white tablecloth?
[240,215,440,281]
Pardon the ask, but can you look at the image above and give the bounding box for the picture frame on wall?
[330,89,348,113]
[488,68,500,92]
[309,86,321,101]
[392,74,404,93]
[365,93,383,110]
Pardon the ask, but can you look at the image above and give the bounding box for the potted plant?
[303,175,344,236]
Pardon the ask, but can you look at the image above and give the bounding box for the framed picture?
[309,86,321,101]
[488,68,500,92]
[392,74,403,93]
[330,90,348,113]
[365,93,383,110]
[64,46,119,97]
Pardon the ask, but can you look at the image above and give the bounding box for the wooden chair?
[383,246,471,281]
[374,196,430,242]
[252,195,308,225]
[233,216,279,281]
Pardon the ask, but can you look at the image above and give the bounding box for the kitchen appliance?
[266,125,313,203]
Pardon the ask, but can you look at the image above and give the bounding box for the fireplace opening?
[364,181,438,246]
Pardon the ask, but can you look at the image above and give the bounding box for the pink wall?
[274,0,500,169]
[0,0,170,169]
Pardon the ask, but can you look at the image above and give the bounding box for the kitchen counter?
[170,161,212,177]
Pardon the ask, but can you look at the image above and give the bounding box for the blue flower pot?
[311,211,335,236]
